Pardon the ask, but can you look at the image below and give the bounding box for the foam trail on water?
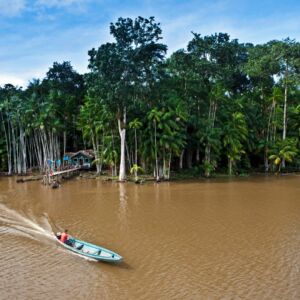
[0,203,97,261]
[0,203,55,241]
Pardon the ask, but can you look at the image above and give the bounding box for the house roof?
[70,150,95,159]
[64,150,95,159]
[64,152,75,158]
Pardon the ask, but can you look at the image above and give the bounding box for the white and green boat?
[56,235,123,263]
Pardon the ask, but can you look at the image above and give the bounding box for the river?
[0,175,300,299]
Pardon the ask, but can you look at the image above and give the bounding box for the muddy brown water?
[0,175,300,299]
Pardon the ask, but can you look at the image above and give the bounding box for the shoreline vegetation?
[81,170,300,183]
[0,16,299,182]
[9,170,300,185]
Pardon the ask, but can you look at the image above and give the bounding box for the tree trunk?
[204,99,217,177]
[20,127,27,174]
[1,113,12,174]
[7,120,12,174]
[196,148,200,163]
[134,128,138,179]
[162,149,166,179]
[264,147,269,173]
[166,152,172,180]
[204,144,211,177]
[111,130,117,176]
[118,108,126,181]
[91,130,101,175]
[11,125,18,174]
[228,157,233,176]
[179,149,185,169]
[126,142,132,171]
[95,135,101,174]
[282,72,288,169]
[63,131,66,156]
[186,149,193,169]
[154,120,159,181]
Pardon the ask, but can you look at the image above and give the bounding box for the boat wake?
[0,202,97,261]
[0,202,55,243]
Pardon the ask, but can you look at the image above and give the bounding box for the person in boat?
[60,229,73,246]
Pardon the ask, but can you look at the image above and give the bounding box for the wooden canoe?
[56,236,123,263]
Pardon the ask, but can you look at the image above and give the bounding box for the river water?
[0,175,300,299]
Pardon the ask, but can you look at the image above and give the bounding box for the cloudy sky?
[0,0,299,87]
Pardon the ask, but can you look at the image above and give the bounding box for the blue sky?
[0,0,299,87]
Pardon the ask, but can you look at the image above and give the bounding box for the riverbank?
[79,169,300,183]
[5,169,300,184]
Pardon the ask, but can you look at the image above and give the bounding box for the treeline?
[0,17,299,179]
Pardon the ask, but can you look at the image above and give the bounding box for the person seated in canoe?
[60,229,74,246]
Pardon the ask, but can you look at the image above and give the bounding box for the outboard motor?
[56,232,61,240]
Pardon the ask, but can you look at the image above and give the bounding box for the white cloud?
[0,0,89,18]
[0,0,26,16]
[0,0,299,87]
[0,22,111,88]
[0,73,26,87]
[161,4,300,54]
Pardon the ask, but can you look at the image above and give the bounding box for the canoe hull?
[56,236,123,263]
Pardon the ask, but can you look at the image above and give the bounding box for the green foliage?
[269,138,299,172]
[130,163,144,181]
[0,19,299,178]
[223,112,248,175]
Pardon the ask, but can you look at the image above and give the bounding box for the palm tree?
[269,138,298,173]
[129,118,142,180]
[223,112,248,175]
[130,164,144,182]
[148,108,162,181]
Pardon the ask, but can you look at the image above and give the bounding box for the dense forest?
[0,17,299,180]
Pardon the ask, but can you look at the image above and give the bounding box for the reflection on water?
[0,175,300,299]
[118,183,128,226]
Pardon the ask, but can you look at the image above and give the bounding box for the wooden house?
[64,150,95,169]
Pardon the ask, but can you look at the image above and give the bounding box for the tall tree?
[45,61,84,154]
[87,16,167,181]
[245,44,279,171]
[223,112,248,175]
[270,39,300,168]
[187,33,248,176]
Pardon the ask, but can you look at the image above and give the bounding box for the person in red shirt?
[60,229,69,243]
